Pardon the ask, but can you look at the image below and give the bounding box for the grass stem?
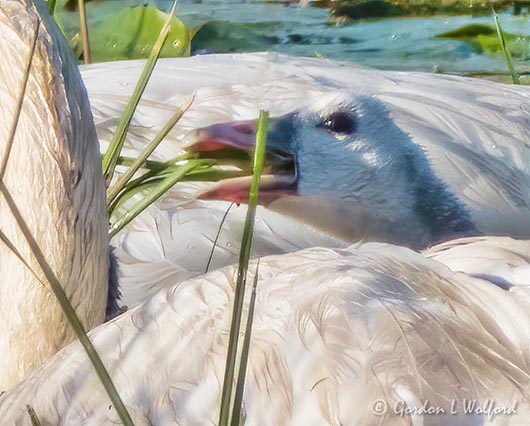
[231,260,260,426]
[101,0,177,186]
[106,95,194,206]
[47,0,56,15]
[493,10,520,84]
[205,202,235,273]
[108,162,198,238]
[0,183,135,426]
[0,22,38,181]
[78,0,91,64]
[218,110,269,426]
[0,40,134,424]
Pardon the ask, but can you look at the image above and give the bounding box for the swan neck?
[0,0,108,390]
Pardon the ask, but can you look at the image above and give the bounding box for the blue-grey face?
[189,93,476,248]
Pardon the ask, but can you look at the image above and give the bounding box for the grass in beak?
[493,10,520,84]
[102,1,218,239]
[107,154,243,221]
[106,95,195,207]
[218,110,269,426]
[78,0,90,63]
[109,160,201,238]
[101,0,177,186]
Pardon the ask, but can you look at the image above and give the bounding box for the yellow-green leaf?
[90,5,190,62]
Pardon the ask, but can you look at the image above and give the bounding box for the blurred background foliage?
[56,0,529,81]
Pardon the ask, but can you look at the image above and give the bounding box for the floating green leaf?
[191,21,280,53]
[89,5,190,62]
[436,24,529,59]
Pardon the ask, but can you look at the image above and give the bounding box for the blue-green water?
[80,0,530,75]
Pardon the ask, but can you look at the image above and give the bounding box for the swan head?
[188,94,476,248]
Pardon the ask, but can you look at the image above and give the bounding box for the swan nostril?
[233,123,255,135]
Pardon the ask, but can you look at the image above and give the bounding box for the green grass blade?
[112,154,193,175]
[47,0,56,15]
[108,162,198,238]
[1,42,134,424]
[493,10,520,84]
[0,230,43,288]
[48,0,57,16]
[101,0,177,186]
[113,156,168,171]
[106,95,194,206]
[0,22,38,182]
[26,405,41,426]
[218,110,269,426]
[112,154,249,177]
[78,0,91,64]
[205,202,235,273]
[0,184,135,426]
[107,157,219,216]
[231,259,260,426]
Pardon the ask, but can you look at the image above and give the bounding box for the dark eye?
[317,111,356,135]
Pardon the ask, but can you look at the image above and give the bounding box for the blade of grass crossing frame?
[107,157,220,217]
[0,44,134,426]
[493,10,520,84]
[231,260,260,426]
[218,110,269,426]
[205,202,235,273]
[101,0,177,186]
[106,95,195,206]
[0,229,44,289]
[0,184,135,426]
[0,22,39,182]
[78,0,91,64]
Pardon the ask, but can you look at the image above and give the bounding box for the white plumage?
[0,0,108,389]
[2,238,530,425]
[1,1,530,425]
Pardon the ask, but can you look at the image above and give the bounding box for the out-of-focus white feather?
[113,200,344,306]
[425,237,530,324]
[1,238,529,425]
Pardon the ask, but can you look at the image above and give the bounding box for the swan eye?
[317,111,356,135]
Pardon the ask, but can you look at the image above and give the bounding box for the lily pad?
[436,24,530,59]
[191,20,281,54]
[88,5,190,62]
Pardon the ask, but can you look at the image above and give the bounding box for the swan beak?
[186,121,257,152]
[185,116,297,206]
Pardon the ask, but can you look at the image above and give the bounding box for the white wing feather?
[1,238,529,425]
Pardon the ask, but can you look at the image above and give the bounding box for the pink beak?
[188,121,257,152]
[186,119,297,206]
